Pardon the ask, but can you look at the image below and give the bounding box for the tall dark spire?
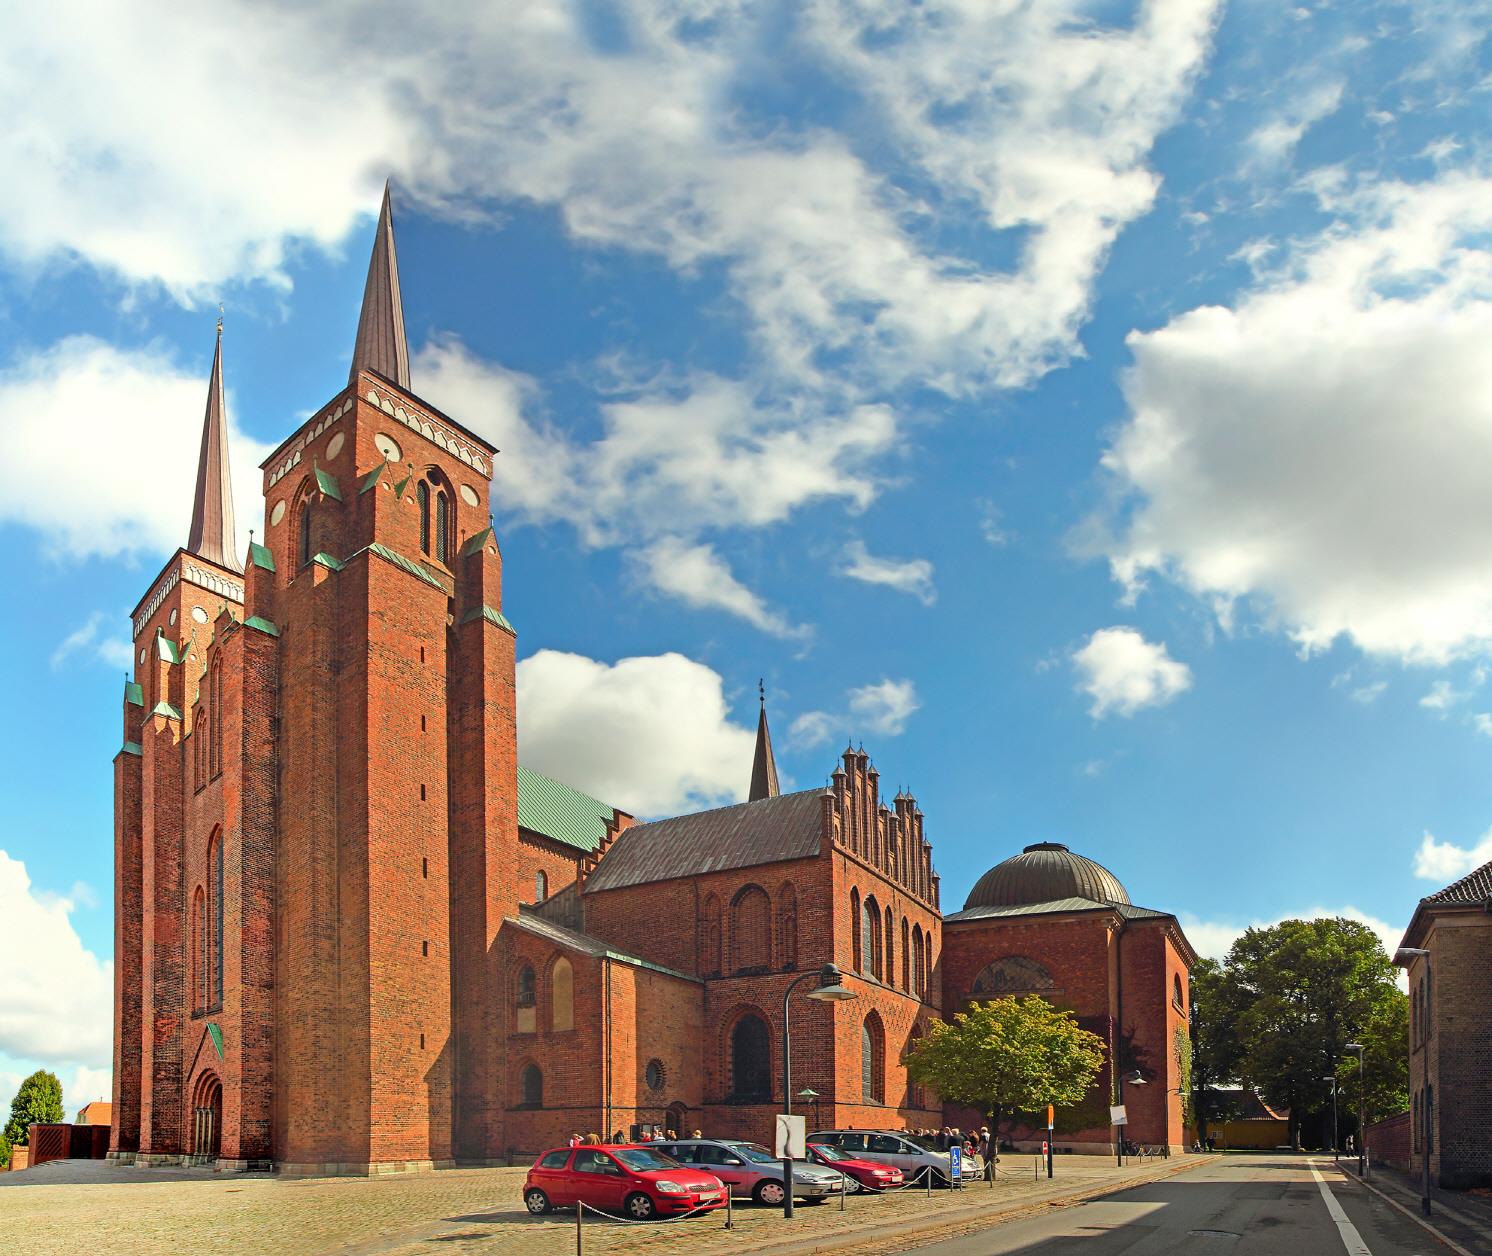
[186,316,242,573]
[349,180,410,389]
[749,679,780,802]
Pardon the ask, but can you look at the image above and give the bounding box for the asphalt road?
[908,1155,1448,1255]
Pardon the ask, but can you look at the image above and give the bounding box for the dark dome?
[963,842,1129,910]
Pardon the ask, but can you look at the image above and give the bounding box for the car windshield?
[731,1143,781,1165]
[809,1144,848,1162]
[612,1148,681,1171]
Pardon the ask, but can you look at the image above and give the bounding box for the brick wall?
[1366,1110,1411,1172]
[1422,915,1492,1189]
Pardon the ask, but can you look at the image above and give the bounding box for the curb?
[736,1155,1222,1256]
[1328,1164,1477,1256]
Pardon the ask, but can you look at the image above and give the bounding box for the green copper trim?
[244,615,281,637]
[460,527,493,557]
[393,472,411,500]
[360,463,388,494]
[124,681,144,707]
[121,741,143,757]
[248,541,276,572]
[360,542,447,591]
[312,551,345,571]
[150,701,182,721]
[459,603,517,635]
[314,466,343,501]
[155,633,185,664]
[207,1022,224,1058]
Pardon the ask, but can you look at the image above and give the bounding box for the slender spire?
[349,180,410,389]
[749,679,780,802]
[186,315,242,573]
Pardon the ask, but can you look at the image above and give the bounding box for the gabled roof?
[944,897,1170,923]
[1424,858,1492,905]
[508,910,701,983]
[517,765,617,854]
[583,788,824,894]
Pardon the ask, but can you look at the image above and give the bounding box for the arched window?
[900,918,910,990]
[731,885,772,972]
[551,957,574,1031]
[435,489,451,564]
[862,895,880,980]
[884,905,894,981]
[517,965,536,1007]
[861,1013,885,1104]
[298,500,313,568]
[777,883,798,970]
[194,708,207,790]
[535,870,548,903]
[208,657,223,778]
[1173,974,1184,1012]
[191,887,206,1012]
[209,831,224,1009]
[515,964,537,1033]
[521,1063,543,1107]
[701,894,722,977]
[850,888,862,974]
[911,925,924,997]
[973,956,1054,996]
[729,1013,771,1101]
[417,480,431,555]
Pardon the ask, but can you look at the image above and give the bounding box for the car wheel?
[754,1179,786,1206]
[523,1188,550,1215]
[624,1192,658,1221]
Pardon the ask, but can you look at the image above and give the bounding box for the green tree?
[1215,918,1407,1149]
[906,996,1106,1144]
[1189,957,1245,1144]
[0,1131,11,1169]
[3,1070,64,1146]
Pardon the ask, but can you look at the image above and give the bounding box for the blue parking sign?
[949,1145,962,1180]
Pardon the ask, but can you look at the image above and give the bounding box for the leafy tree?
[907,996,1106,1144]
[1210,918,1407,1149]
[1336,985,1409,1133]
[1189,957,1245,1143]
[4,1070,64,1146]
[0,1131,10,1169]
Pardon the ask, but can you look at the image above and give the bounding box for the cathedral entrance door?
[193,1075,222,1161]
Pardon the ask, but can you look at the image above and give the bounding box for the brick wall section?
[1366,1110,1411,1172]
[517,832,582,910]
[111,714,144,1157]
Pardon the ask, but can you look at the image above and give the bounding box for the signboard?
[1046,1104,1054,1129]
[1110,1105,1129,1126]
[775,1113,806,1159]
[949,1145,962,1179]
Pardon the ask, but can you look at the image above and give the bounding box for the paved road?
[908,1155,1446,1255]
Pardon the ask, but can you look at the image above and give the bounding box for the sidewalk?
[1331,1158,1492,1256]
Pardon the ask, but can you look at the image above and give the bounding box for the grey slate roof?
[1424,858,1492,905]
[944,896,1171,924]
[508,910,701,983]
[583,788,824,894]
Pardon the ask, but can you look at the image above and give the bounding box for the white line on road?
[1311,1164,1374,1256]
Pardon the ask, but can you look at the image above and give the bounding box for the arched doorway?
[191,1073,222,1162]
[666,1102,689,1138]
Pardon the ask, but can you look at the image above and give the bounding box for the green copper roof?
[121,741,143,757]
[461,527,493,557]
[248,541,275,571]
[314,466,343,501]
[244,615,280,637]
[359,463,388,494]
[207,1022,224,1058]
[361,542,447,591]
[517,766,615,854]
[459,603,516,635]
[151,701,182,721]
[155,633,185,664]
[312,551,345,571]
[124,681,144,707]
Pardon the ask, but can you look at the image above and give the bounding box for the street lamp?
[1345,1042,1366,1178]
[1322,1076,1338,1163]
[1397,946,1433,1217]
[797,1087,821,1134]
[782,964,856,1219]
[1116,1070,1146,1167]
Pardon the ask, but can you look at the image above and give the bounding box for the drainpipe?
[603,955,613,1137]
[1113,917,1128,1167]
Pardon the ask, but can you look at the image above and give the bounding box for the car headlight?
[655,1180,687,1193]
[873,1169,893,1176]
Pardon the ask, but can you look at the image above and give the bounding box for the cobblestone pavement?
[0,1154,1214,1255]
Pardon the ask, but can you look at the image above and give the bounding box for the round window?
[169,608,178,626]
[192,606,209,624]
[269,499,286,527]
[326,432,345,461]
[374,432,402,462]
[645,1059,666,1092]
[460,483,480,507]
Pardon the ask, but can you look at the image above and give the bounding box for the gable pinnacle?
[349,180,410,390]
[749,680,780,802]
[186,320,242,573]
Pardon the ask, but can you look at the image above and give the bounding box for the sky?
[2,0,1491,1117]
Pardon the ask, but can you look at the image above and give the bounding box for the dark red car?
[523,1144,728,1220]
[807,1142,905,1192]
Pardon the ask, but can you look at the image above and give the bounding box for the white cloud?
[1071,626,1191,718]
[839,540,936,605]
[1246,79,1344,167]
[516,649,758,817]
[51,613,133,672]
[849,679,921,736]
[0,337,272,561]
[1473,713,1492,737]
[1101,171,1492,665]
[1180,906,1405,963]
[789,710,838,750]
[634,539,807,639]
[1413,827,1492,882]
[0,851,113,1067]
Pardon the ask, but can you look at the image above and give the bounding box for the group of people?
[917,1126,993,1162]
[568,1128,700,1147]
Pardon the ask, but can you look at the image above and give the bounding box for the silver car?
[807,1129,983,1185]
[653,1139,845,1205]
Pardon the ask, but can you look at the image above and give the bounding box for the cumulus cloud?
[0,337,272,561]
[792,677,921,748]
[1101,170,1492,665]
[51,613,134,672]
[1179,906,1405,963]
[1071,626,1191,718]
[789,710,838,750]
[516,649,758,817]
[1246,79,1344,167]
[839,541,936,605]
[634,539,808,640]
[1413,827,1492,882]
[0,851,113,1067]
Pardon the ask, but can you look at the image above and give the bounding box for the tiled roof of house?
[944,897,1171,923]
[583,789,824,894]
[1424,858,1492,905]
[517,766,617,854]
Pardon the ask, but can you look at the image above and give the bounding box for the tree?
[1189,957,1245,1144]
[907,996,1106,1144]
[0,1131,10,1170]
[3,1070,64,1146]
[1209,918,1407,1149]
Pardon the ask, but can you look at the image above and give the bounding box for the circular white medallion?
[169,608,178,626]
[326,432,345,460]
[270,499,286,527]
[192,606,209,624]
[459,483,480,507]
[138,647,146,665]
[374,432,401,462]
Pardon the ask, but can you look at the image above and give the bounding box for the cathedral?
[110,187,1194,1174]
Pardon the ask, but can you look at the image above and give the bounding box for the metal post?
[576,1201,583,1256]
[726,1189,733,1229]
[782,970,806,1222]
[1332,1080,1338,1163]
[1422,954,1432,1216]
[1358,1065,1366,1177]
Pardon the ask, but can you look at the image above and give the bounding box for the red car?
[524,1144,728,1220]
[807,1142,905,1192]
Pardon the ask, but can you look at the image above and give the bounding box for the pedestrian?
[692,1128,703,1138]
[568,1132,581,1148]
[612,1130,625,1144]
[585,1132,601,1145]
[936,1126,950,1152]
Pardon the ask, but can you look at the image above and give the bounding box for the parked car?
[523,1144,728,1220]
[806,1141,904,1192]
[807,1129,983,1185]
[653,1138,845,1205]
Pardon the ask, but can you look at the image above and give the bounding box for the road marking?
[1310,1164,1373,1256]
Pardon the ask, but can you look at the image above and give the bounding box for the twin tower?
[112,186,525,1171]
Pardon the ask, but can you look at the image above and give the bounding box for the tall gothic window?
[777,883,798,971]
[862,896,880,979]
[861,1013,884,1104]
[417,480,431,555]
[551,957,574,1031]
[900,918,910,990]
[298,501,313,568]
[435,489,451,564]
[210,831,224,1009]
[884,905,894,981]
[730,1014,771,1101]
[521,1063,543,1107]
[191,887,206,1012]
[535,870,548,903]
[209,657,223,778]
[701,894,722,977]
[730,884,772,973]
[850,888,862,974]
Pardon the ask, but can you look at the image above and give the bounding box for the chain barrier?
[573,1189,732,1253]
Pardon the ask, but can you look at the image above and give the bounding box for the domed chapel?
[108,190,1194,1173]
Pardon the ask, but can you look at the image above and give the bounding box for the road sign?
[775,1113,806,1159]
[1110,1105,1129,1126]
[949,1144,962,1185]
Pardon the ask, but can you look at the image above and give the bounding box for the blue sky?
[3,0,1491,1113]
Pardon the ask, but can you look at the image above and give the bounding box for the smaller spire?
[186,319,242,573]
[749,680,780,802]
[349,181,410,389]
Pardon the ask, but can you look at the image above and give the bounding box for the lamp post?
[798,1087,821,1134]
[1345,1042,1366,1178]
[1322,1076,1338,1163]
[1116,1070,1146,1166]
[782,963,856,1219]
[1398,946,1433,1216]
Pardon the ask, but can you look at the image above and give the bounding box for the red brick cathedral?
[110,189,1194,1174]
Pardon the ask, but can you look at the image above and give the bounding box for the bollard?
[840,1172,847,1211]
[926,1165,933,1197]
[726,1187,733,1230]
[576,1200,584,1256]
